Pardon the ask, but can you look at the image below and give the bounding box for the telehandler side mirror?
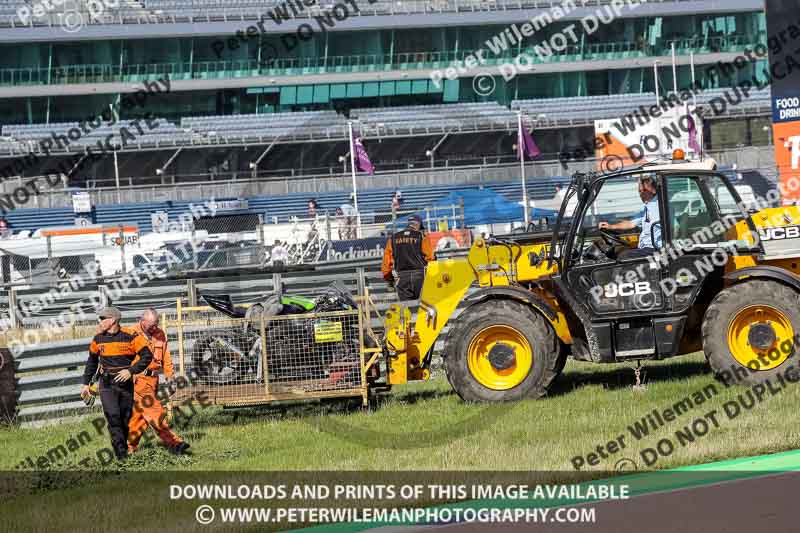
[651,221,663,249]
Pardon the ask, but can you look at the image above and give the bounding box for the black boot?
[171,442,191,455]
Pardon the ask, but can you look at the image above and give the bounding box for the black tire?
[443,299,560,402]
[192,333,244,385]
[0,348,15,423]
[702,280,800,386]
[554,343,569,375]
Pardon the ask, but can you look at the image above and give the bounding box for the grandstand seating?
[512,88,772,123]
[0,159,743,234]
[0,0,450,25]
[0,90,770,155]
[0,0,630,25]
[5,118,194,150]
[181,110,345,139]
[352,102,517,133]
[1,175,573,234]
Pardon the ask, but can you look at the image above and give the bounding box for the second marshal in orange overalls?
[127,308,190,455]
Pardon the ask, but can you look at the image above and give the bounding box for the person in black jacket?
[381,215,434,301]
[80,306,153,461]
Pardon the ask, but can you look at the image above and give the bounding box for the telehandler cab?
[384,155,800,401]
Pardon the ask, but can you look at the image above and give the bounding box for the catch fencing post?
[260,314,270,397]
[357,292,367,407]
[176,298,185,376]
[325,212,332,242]
[118,225,126,275]
[356,267,366,299]
[272,272,282,294]
[191,226,198,271]
[186,279,197,307]
[97,284,109,308]
[8,288,18,328]
[46,235,56,281]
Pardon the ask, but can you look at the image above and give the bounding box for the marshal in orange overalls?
[127,322,184,453]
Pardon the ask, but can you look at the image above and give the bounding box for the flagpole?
[517,111,530,228]
[671,42,678,97]
[653,61,660,106]
[347,120,361,237]
[690,51,703,160]
[690,51,697,108]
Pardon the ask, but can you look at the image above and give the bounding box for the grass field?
[3,352,800,473]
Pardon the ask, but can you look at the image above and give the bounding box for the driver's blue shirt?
[631,199,661,249]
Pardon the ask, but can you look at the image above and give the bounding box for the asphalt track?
[385,470,800,533]
[295,450,800,533]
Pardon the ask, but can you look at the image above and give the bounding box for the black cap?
[408,215,423,227]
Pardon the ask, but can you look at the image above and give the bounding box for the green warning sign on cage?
[314,321,344,343]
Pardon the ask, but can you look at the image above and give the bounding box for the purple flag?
[518,122,541,160]
[352,130,374,175]
[687,113,701,154]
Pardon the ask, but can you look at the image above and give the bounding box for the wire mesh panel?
[183,314,267,406]
[170,304,366,407]
[264,310,363,396]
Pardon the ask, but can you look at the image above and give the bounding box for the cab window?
[582,175,647,229]
[665,175,745,245]
[570,174,654,265]
[704,175,746,219]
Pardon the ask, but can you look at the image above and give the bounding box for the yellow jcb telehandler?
[383,155,800,401]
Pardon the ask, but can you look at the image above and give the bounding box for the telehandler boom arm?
[383,235,563,385]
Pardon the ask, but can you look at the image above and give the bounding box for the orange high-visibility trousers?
[127,375,182,452]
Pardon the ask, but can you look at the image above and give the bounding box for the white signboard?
[72,192,92,214]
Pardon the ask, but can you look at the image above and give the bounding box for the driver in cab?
[598,175,661,259]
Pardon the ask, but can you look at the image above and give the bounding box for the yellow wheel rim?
[727,304,794,371]
[467,325,533,390]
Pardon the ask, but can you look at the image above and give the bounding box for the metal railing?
[0,34,759,87]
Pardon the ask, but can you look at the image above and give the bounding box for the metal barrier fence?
[5,262,388,325]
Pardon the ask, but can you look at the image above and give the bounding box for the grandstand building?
[0,0,774,223]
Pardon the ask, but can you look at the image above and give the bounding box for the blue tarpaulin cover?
[397,188,558,227]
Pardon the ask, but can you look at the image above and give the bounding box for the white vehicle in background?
[0,223,211,287]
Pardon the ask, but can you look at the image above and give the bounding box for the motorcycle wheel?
[192,333,246,385]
